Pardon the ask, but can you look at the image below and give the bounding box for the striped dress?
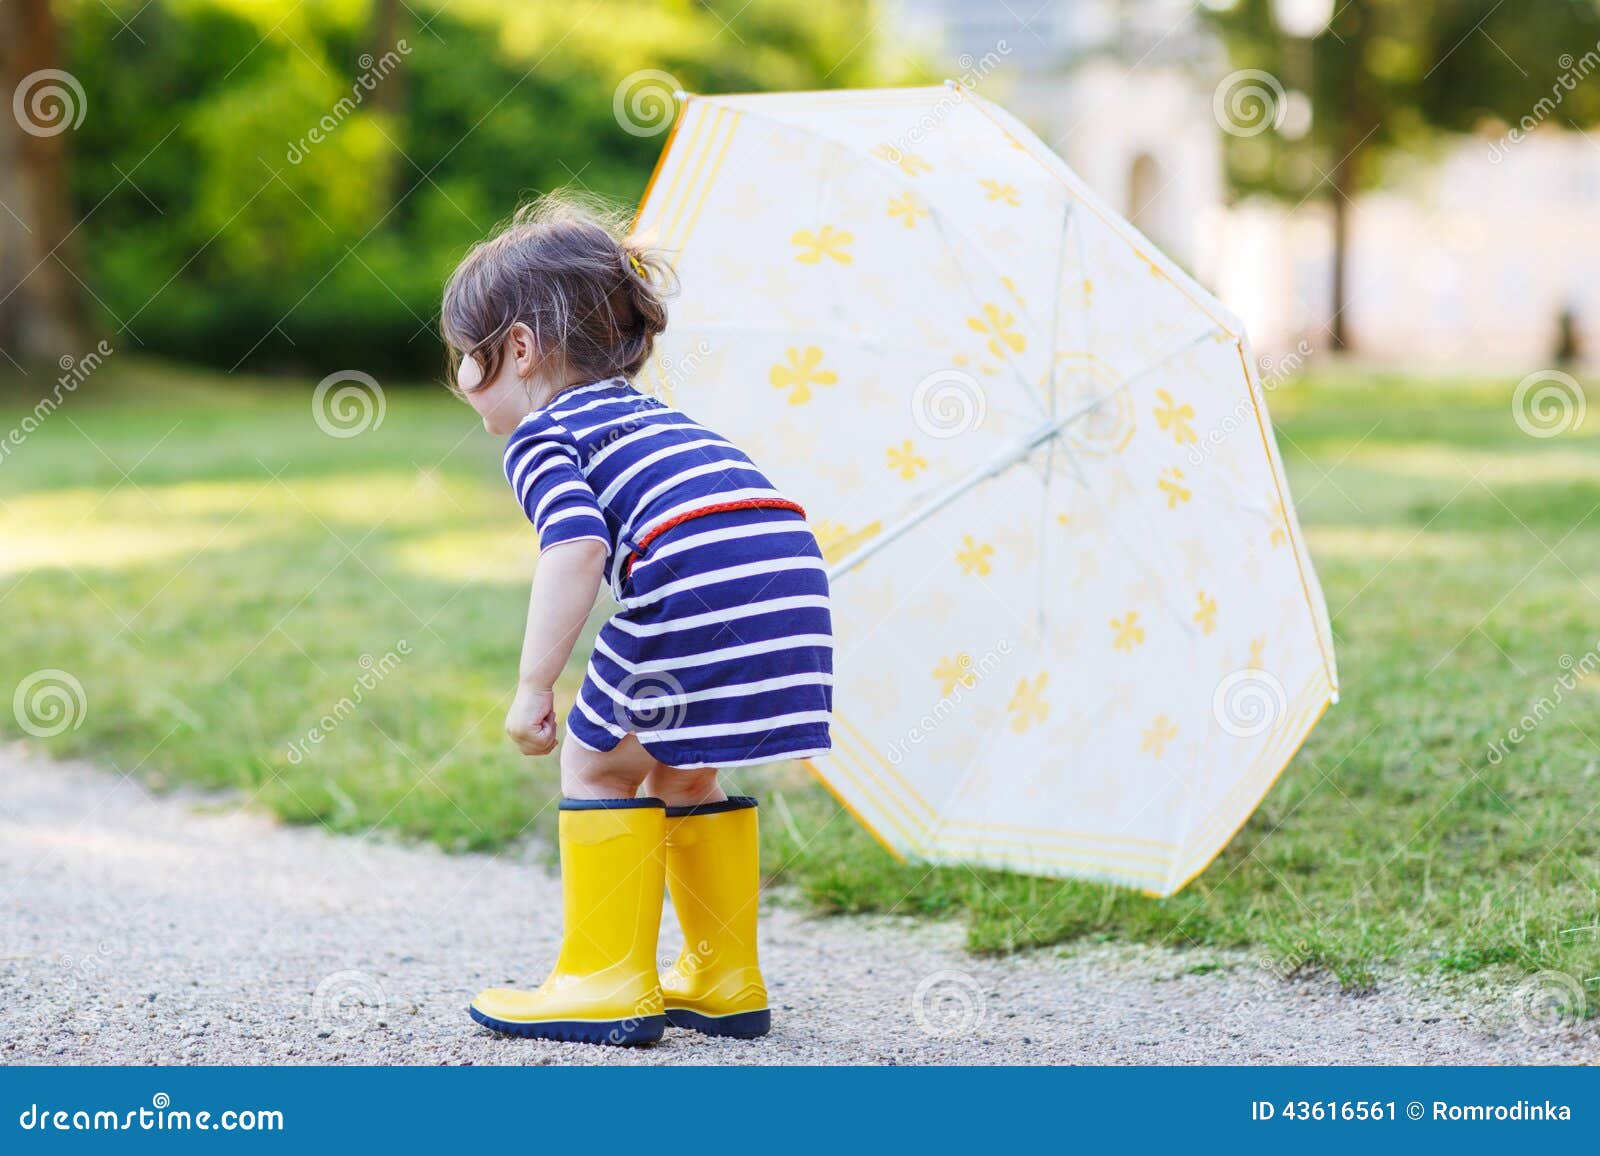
[503,377,833,769]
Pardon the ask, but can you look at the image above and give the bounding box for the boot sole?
[665,1007,771,1039]
[469,1005,665,1046]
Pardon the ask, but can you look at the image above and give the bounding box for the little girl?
[440,194,833,1045]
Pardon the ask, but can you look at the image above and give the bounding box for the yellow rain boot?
[470,798,667,1046]
[660,796,770,1038]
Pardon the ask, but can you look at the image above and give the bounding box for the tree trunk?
[0,112,26,361]
[0,0,86,366]
[365,0,411,206]
[1329,176,1349,352]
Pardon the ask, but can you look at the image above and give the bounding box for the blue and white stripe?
[503,378,833,769]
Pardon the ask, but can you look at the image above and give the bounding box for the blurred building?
[890,0,1600,369]
[891,0,1225,277]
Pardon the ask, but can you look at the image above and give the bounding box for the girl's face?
[456,322,548,436]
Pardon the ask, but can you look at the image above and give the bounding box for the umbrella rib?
[1036,201,1079,625]
[827,326,1227,583]
[826,397,1093,583]
[1044,201,1077,426]
[919,196,1052,421]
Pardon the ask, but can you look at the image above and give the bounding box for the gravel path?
[2,746,1592,1065]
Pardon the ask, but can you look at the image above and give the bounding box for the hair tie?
[628,253,648,279]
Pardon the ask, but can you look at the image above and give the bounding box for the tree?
[0,0,85,365]
[60,0,922,375]
[1204,0,1600,351]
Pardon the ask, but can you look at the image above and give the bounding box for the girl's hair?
[440,191,674,390]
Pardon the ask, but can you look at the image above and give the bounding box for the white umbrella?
[632,83,1338,895]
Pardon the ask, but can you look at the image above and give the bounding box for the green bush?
[66,0,919,376]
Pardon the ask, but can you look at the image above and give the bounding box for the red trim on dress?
[623,498,807,578]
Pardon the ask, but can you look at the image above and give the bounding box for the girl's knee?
[559,739,648,800]
[647,766,724,808]
[560,763,642,800]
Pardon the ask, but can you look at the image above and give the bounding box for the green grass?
[4,357,1599,996]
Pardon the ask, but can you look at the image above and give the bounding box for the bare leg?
[559,733,660,799]
[642,762,726,809]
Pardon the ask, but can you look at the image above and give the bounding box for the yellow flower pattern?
[1194,590,1218,636]
[1269,499,1289,547]
[956,534,995,576]
[980,179,1020,206]
[887,192,929,228]
[1007,673,1049,733]
[934,653,976,696]
[966,303,1025,360]
[769,346,837,405]
[1154,389,1197,445]
[1141,715,1178,758]
[812,519,882,564]
[1111,611,1145,652]
[1158,467,1191,508]
[871,144,932,176]
[791,225,854,265]
[886,439,928,480]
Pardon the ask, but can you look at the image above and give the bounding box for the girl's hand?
[506,685,557,756]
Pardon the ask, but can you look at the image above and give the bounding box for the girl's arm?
[505,538,608,756]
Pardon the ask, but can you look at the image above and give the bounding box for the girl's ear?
[508,321,540,377]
